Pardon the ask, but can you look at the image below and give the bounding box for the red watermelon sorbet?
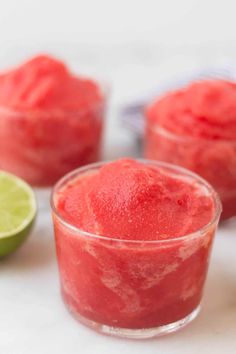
[51,158,221,338]
[0,55,106,186]
[145,79,236,219]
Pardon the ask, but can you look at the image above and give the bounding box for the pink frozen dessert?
[52,158,221,337]
[146,79,236,219]
[0,55,106,186]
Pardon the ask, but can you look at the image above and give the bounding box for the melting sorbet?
[52,159,219,332]
[0,55,105,185]
[146,79,236,219]
[0,55,102,111]
[57,159,214,240]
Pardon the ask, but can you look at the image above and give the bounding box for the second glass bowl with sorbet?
[51,158,221,338]
[0,55,106,186]
[145,79,236,219]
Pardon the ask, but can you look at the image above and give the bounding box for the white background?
[0,1,236,353]
[0,0,235,46]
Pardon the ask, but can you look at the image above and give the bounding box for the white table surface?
[1,46,236,354]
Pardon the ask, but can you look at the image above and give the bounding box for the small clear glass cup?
[0,87,107,187]
[145,122,236,220]
[0,81,108,210]
[51,160,221,339]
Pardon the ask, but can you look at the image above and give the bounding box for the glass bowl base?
[65,301,201,339]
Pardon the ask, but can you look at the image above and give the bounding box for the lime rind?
[0,171,37,239]
[0,219,35,257]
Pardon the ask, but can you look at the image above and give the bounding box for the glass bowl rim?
[50,159,222,245]
[0,78,110,118]
[148,119,236,144]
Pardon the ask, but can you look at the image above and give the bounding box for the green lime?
[0,171,37,257]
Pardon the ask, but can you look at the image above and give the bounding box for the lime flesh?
[0,171,37,257]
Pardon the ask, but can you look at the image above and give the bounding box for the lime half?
[0,171,37,257]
